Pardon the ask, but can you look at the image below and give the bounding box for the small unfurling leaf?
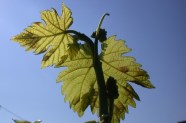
[91,28,107,42]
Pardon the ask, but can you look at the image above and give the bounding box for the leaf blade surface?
[57,36,154,123]
[12,3,75,68]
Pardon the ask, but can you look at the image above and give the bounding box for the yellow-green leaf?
[12,3,75,68]
[57,44,94,116]
[101,36,155,88]
[57,36,154,123]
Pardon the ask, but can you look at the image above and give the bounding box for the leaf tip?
[150,84,155,89]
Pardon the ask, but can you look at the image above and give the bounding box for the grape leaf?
[56,43,95,116]
[12,3,75,68]
[57,36,154,123]
[101,36,154,88]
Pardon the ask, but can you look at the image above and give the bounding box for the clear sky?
[0,0,186,123]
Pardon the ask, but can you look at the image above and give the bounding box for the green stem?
[93,38,109,120]
[66,13,110,122]
[65,30,94,52]
[94,13,110,122]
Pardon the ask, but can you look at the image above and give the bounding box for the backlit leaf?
[12,3,76,68]
[101,36,154,89]
[57,36,154,123]
[57,44,94,116]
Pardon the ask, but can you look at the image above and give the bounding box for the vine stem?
[93,37,109,123]
[65,31,109,123]
[94,13,110,122]
[66,13,110,123]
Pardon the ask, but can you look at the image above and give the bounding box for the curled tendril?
[96,13,110,37]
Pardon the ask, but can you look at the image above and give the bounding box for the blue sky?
[0,0,186,123]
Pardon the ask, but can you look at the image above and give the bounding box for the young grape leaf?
[57,36,154,123]
[12,3,76,68]
[91,36,154,123]
[56,43,95,116]
[101,36,154,88]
